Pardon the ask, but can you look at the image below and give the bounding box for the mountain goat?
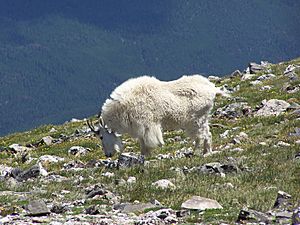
[88,75,223,157]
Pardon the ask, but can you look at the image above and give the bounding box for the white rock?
[250,80,262,85]
[259,142,267,146]
[102,172,115,178]
[241,73,255,81]
[220,130,230,138]
[0,165,13,177]
[260,85,273,91]
[38,163,48,176]
[127,176,137,184]
[237,132,248,140]
[208,75,221,81]
[38,155,65,163]
[181,196,223,210]
[9,144,31,153]
[41,136,54,146]
[49,127,57,133]
[296,140,300,145]
[152,179,176,189]
[284,65,296,74]
[276,141,291,147]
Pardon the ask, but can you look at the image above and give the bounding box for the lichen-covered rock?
[117,152,144,168]
[255,99,290,116]
[181,196,223,210]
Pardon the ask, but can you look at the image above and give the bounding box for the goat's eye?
[100,136,103,140]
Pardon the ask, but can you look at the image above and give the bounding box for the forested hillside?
[0,0,299,136]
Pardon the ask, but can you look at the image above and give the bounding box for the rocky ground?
[0,58,300,224]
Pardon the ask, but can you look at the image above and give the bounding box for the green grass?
[0,58,300,223]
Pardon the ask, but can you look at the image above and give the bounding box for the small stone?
[117,152,144,168]
[49,127,57,133]
[230,70,242,77]
[260,85,273,91]
[40,136,54,146]
[68,146,91,156]
[51,204,70,214]
[241,73,255,81]
[85,205,100,215]
[276,141,291,147]
[208,75,222,81]
[259,142,267,146]
[38,163,48,176]
[237,208,271,223]
[181,196,223,210]
[8,144,31,154]
[127,176,137,184]
[152,179,176,190]
[257,73,276,81]
[86,185,107,199]
[26,200,50,216]
[11,165,40,182]
[249,62,264,74]
[273,191,292,209]
[102,172,115,178]
[38,155,65,163]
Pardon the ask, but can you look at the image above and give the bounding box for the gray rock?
[26,200,50,216]
[85,185,107,199]
[68,146,91,156]
[236,208,271,223]
[255,99,290,116]
[214,102,251,119]
[51,204,70,214]
[85,205,100,215]
[292,206,300,225]
[175,147,194,158]
[257,73,276,81]
[273,191,292,210]
[63,160,85,170]
[181,196,223,210]
[117,152,144,168]
[11,165,40,182]
[197,162,239,175]
[249,62,264,74]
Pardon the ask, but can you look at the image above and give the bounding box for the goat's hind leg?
[193,121,212,155]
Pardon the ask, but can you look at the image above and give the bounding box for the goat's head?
[87,117,123,157]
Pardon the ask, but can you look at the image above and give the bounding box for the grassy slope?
[0,58,299,223]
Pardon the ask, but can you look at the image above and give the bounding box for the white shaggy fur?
[100,75,222,156]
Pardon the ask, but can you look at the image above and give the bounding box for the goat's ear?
[99,116,105,128]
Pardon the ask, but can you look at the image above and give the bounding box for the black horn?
[87,119,100,135]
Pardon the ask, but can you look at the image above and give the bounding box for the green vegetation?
[0,58,299,223]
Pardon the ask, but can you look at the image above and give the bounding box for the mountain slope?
[0,57,299,224]
[0,0,300,136]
